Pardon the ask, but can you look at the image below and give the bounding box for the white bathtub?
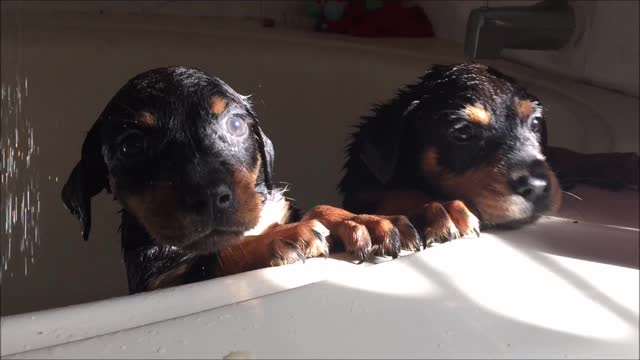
[1,11,638,359]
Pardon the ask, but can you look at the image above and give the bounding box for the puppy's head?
[62,66,275,253]
[365,64,561,227]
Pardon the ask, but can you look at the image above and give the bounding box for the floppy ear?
[527,95,549,154]
[540,115,550,154]
[358,65,448,185]
[249,113,274,191]
[61,120,108,241]
[358,99,420,185]
[258,127,275,191]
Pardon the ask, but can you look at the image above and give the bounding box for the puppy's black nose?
[511,160,550,202]
[185,184,233,212]
[213,184,233,208]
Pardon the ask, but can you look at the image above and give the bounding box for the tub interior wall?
[1,1,638,316]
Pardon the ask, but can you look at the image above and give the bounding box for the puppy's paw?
[268,220,330,266]
[303,206,420,263]
[413,200,480,247]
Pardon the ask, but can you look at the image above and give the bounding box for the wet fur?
[120,190,295,293]
[339,63,562,230]
[62,66,300,293]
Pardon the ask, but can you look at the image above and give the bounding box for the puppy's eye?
[529,117,541,133]
[226,114,248,137]
[117,130,145,157]
[450,123,474,143]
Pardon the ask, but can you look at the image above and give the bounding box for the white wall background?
[415,0,640,97]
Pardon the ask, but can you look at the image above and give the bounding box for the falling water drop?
[1,5,41,281]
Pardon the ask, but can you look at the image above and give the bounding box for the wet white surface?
[2,215,638,359]
[2,184,638,358]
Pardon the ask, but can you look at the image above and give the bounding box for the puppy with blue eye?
[62,66,329,293]
[62,66,421,293]
[339,63,565,245]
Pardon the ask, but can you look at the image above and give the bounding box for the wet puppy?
[62,66,420,293]
[62,66,335,293]
[339,63,563,246]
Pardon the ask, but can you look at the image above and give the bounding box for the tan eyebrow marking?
[136,111,156,127]
[462,103,491,125]
[516,99,535,121]
[209,96,227,115]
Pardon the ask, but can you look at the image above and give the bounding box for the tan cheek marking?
[209,96,227,115]
[421,146,439,177]
[516,99,535,121]
[229,158,263,227]
[543,163,562,213]
[137,111,156,127]
[463,104,491,125]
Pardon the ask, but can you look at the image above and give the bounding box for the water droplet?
[36,331,43,335]
[1,70,41,280]
[155,346,166,354]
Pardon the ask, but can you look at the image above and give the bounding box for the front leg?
[215,220,330,276]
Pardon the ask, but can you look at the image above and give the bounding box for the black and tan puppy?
[62,66,419,293]
[339,63,564,246]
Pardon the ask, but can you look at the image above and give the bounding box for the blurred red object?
[323,0,434,38]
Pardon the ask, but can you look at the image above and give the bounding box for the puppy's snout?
[510,160,550,202]
[185,183,233,212]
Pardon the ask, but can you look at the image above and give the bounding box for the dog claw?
[414,238,422,251]
[311,229,324,242]
[283,240,306,263]
[447,230,457,241]
[356,248,371,264]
